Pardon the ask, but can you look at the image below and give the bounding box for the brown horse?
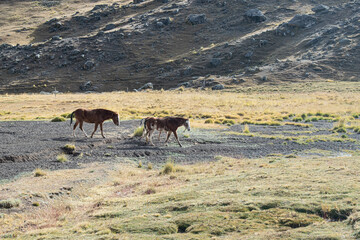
[142,117,190,147]
[141,117,166,144]
[70,108,119,138]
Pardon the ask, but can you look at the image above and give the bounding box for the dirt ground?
[1,120,359,180]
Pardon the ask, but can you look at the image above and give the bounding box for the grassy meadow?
[1,154,360,239]
[1,81,360,239]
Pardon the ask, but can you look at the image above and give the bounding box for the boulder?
[177,82,191,88]
[103,24,116,31]
[245,51,253,58]
[83,60,94,70]
[209,58,222,67]
[244,9,266,22]
[212,84,225,90]
[312,4,329,13]
[287,15,317,28]
[186,14,206,25]
[135,82,153,92]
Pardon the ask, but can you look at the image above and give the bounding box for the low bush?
[51,116,66,122]
[0,199,21,209]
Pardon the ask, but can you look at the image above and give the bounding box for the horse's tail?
[70,111,75,126]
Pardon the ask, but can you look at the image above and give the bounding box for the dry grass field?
[1,81,360,125]
[1,154,360,239]
[1,82,360,239]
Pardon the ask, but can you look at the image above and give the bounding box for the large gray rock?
[244,9,266,22]
[83,60,94,70]
[287,15,317,28]
[135,82,153,92]
[212,84,225,90]
[209,58,222,67]
[186,14,206,25]
[312,4,329,13]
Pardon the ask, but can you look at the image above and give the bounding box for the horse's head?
[112,113,120,126]
[184,119,191,131]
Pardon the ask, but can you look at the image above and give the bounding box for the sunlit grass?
[1,84,360,125]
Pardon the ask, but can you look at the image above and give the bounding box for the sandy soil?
[0,120,359,180]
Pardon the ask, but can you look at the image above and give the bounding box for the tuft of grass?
[162,160,175,175]
[293,117,303,122]
[0,199,21,209]
[147,163,153,170]
[57,154,68,163]
[243,124,250,133]
[51,116,66,122]
[333,119,347,133]
[63,144,75,154]
[205,119,214,124]
[34,168,46,177]
[133,126,144,137]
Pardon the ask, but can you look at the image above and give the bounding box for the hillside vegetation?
[0,0,359,93]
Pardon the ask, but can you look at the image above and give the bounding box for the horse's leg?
[173,131,182,147]
[145,129,152,144]
[149,129,155,146]
[165,131,172,146]
[91,123,98,138]
[73,121,79,137]
[79,121,88,138]
[158,130,162,141]
[100,122,105,138]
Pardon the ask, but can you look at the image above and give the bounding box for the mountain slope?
[0,0,359,93]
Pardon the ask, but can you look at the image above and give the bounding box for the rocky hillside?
[0,0,359,93]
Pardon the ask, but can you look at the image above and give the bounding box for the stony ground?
[1,120,359,180]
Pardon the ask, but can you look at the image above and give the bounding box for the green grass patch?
[51,116,66,122]
[133,126,144,137]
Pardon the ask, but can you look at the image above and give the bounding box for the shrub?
[133,126,144,137]
[301,113,307,120]
[34,168,46,177]
[32,202,40,207]
[138,161,143,168]
[0,199,21,209]
[57,154,68,163]
[51,116,66,122]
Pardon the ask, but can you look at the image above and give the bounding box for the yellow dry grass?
[0,88,359,123]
